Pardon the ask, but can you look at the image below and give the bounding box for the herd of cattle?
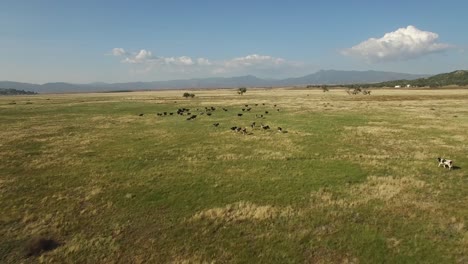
[142,103,286,135]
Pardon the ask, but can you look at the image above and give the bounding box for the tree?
[183,92,195,98]
[321,86,329,92]
[238,87,247,95]
[0,88,37,95]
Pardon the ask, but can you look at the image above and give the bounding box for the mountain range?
[367,70,468,88]
[0,70,429,93]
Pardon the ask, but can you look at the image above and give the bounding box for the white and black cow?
[437,157,453,170]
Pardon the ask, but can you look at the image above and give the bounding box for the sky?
[1,0,467,84]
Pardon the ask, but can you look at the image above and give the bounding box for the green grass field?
[1,88,467,263]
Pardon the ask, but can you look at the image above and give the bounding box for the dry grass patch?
[215,153,240,161]
[46,233,120,262]
[352,176,426,202]
[171,256,215,264]
[251,149,291,160]
[304,247,359,264]
[343,126,404,136]
[0,178,15,189]
[20,211,68,236]
[190,201,295,223]
[311,176,431,210]
[84,187,103,201]
[27,153,85,169]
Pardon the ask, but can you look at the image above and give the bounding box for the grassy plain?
[0,88,467,263]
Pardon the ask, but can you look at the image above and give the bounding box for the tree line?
[0,88,37,95]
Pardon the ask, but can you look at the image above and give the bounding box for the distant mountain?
[107,75,270,90]
[361,70,468,88]
[280,70,428,85]
[0,70,430,93]
[0,81,42,91]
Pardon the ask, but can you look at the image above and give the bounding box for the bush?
[183,92,195,98]
[346,87,371,95]
[237,87,247,95]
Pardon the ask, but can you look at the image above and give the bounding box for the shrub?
[183,92,195,98]
[237,87,247,95]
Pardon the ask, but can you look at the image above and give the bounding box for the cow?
[437,157,453,170]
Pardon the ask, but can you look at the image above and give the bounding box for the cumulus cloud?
[111,48,127,56]
[176,56,194,65]
[109,48,304,78]
[225,54,285,68]
[342,25,452,62]
[209,54,298,77]
[197,58,212,66]
[112,49,206,67]
[123,49,155,64]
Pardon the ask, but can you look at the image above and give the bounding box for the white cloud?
[176,56,194,65]
[208,54,297,77]
[110,48,307,78]
[225,54,285,68]
[135,49,152,61]
[161,56,202,66]
[342,25,452,62]
[197,58,212,66]
[123,49,155,64]
[111,48,127,56]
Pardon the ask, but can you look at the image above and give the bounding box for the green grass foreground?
[1,88,467,263]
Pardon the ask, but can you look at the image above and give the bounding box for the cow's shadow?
[452,166,462,170]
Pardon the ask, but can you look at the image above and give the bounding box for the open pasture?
[0,88,467,263]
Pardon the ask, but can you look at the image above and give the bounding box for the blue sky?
[1,0,467,83]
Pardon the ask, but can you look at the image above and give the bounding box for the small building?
[406,84,411,88]
[395,85,401,88]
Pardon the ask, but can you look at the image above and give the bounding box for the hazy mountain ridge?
[279,70,428,85]
[0,70,429,93]
[367,70,468,87]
